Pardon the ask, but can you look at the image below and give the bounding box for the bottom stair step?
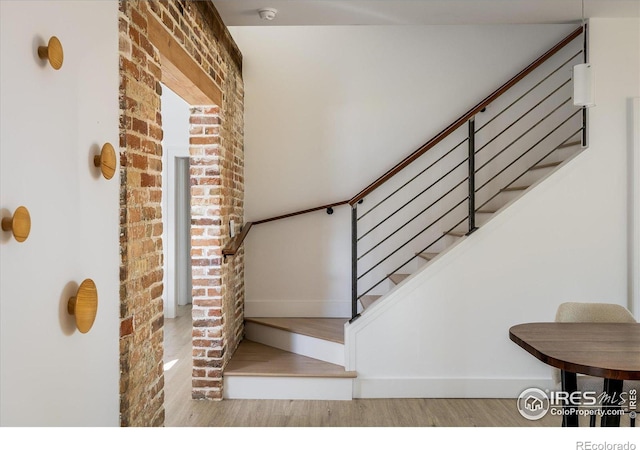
[244,318,346,365]
[224,340,355,400]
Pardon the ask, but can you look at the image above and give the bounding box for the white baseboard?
[353,377,554,399]
[245,300,351,318]
[245,322,345,366]
[224,376,353,400]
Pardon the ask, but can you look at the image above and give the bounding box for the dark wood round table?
[509,322,640,427]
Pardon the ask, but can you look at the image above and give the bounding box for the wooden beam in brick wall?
[147,13,222,106]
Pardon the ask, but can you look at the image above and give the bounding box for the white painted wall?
[0,0,119,425]
[161,84,192,319]
[346,18,640,398]
[232,24,578,317]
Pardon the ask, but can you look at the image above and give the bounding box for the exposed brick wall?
[119,0,243,426]
[190,103,244,400]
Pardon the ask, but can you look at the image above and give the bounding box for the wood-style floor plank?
[246,317,348,343]
[163,304,632,427]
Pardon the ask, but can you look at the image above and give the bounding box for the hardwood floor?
[163,305,629,428]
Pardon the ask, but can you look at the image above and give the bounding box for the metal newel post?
[467,118,477,235]
[351,204,358,319]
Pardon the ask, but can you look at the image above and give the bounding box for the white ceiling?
[212,0,640,26]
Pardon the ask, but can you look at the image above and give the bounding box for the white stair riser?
[518,167,555,186]
[448,213,492,235]
[478,189,524,212]
[245,322,345,366]
[224,376,353,400]
[365,278,395,296]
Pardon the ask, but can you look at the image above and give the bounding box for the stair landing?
[245,317,347,344]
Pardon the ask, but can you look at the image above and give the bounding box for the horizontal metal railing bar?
[348,26,583,206]
[358,127,583,295]
[359,213,469,299]
[252,200,350,225]
[358,175,468,260]
[357,196,468,281]
[475,97,572,176]
[476,50,582,133]
[475,127,583,212]
[475,79,571,155]
[358,155,468,242]
[357,118,580,290]
[358,137,468,222]
[475,108,581,193]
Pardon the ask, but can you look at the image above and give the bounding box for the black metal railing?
[350,27,587,319]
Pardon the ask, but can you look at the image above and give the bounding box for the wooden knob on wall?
[68,279,98,334]
[38,36,64,70]
[2,206,31,242]
[94,143,116,180]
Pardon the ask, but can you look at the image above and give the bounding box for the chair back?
[555,302,637,324]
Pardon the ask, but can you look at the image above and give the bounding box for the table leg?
[561,370,579,427]
[601,378,623,427]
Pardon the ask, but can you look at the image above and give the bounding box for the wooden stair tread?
[445,230,466,237]
[477,209,497,214]
[360,295,381,309]
[416,252,439,261]
[245,317,347,344]
[225,340,356,378]
[501,185,529,192]
[388,273,410,284]
[557,140,581,149]
[530,161,562,170]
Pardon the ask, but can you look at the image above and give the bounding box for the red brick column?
[189,106,225,399]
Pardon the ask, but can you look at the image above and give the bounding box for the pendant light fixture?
[573,0,595,107]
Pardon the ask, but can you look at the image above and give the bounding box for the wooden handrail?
[222,222,253,257]
[348,26,584,206]
[253,200,350,225]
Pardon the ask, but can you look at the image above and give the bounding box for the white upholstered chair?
[554,302,638,427]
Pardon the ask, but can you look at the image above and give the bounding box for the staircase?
[359,139,582,313]
[224,318,355,399]
[222,26,587,400]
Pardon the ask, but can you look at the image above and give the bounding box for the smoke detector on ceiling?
[258,8,278,21]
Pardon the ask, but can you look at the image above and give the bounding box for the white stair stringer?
[245,320,345,366]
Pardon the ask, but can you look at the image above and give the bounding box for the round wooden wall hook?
[68,279,98,334]
[38,36,64,70]
[1,206,31,242]
[94,143,116,180]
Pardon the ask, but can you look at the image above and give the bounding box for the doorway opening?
[161,83,192,319]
